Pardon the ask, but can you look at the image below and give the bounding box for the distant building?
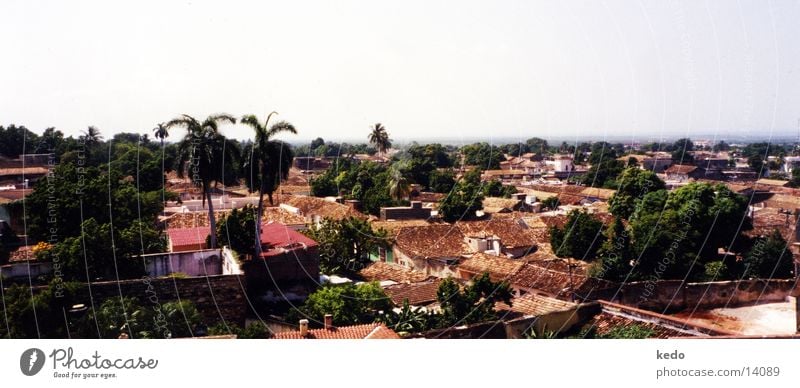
[380,201,432,220]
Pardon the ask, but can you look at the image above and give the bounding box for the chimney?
[299,319,309,337]
[345,199,361,211]
[324,314,333,330]
[411,201,422,209]
[513,193,527,201]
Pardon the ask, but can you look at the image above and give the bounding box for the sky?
[2,0,800,144]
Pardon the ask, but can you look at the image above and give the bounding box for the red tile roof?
[456,218,538,249]
[167,227,209,250]
[272,323,400,339]
[259,222,318,258]
[665,164,698,174]
[359,262,432,283]
[383,279,442,305]
[394,224,470,259]
[458,252,525,282]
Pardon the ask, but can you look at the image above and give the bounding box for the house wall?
[243,246,320,290]
[504,302,601,338]
[26,274,248,326]
[0,261,53,280]
[611,279,800,312]
[140,249,222,277]
[393,246,459,278]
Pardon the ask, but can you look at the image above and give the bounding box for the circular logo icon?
[20,348,45,376]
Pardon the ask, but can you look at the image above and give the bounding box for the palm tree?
[368,123,391,156]
[152,123,169,207]
[168,114,237,248]
[388,166,411,201]
[241,112,297,258]
[83,126,103,145]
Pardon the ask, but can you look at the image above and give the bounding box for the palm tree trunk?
[160,138,166,207]
[205,181,217,248]
[254,188,265,259]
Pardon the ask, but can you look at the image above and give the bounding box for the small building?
[456,218,539,258]
[243,221,320,288]
[383,279,442,307]
[167,226,209,252]
[273,318,400,339]
[380,201,432,220]
[641,157,673,173]
[392,224,470,278]
[457,252,525,282]
[664,164,705,182]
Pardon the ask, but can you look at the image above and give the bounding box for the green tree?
[591,217,633,281]
[214,205,257,256]
[368,123,392,155]
[540,196,560,211]
[436,273,513,327]
[169,114,239,248]
[303,216,389,274]
[241,112,297,257]
[388,165,412,201]
[460,142,503,169]
[608,168,666,219]
[438,169,484,222]
[743,229,794,279]
[671,138,694,164]
[550,209,605,261]
[297,282,392,326]
[482,179,517,198]
[429,168,456,193]
[377,299,433,334]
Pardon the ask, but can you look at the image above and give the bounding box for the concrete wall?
[141,249,222,277]
[55,274,248,325]
[380,202,432,220]
[504,302,601,339]
[242,246,320,291]
[611,279,800,312]
[0,261,53,280]
[393,247,458,278]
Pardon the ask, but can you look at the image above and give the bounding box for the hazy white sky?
[2,0,800,143]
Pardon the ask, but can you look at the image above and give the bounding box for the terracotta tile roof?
[482,197,522,213]
[587,311,691,338]
[745,207,797,241]
[579,187,616,200]
[755,178,790,187]
[0,167,49,176]
[272,323,400,339]
[665,164,698,174]
[484,169,526,177]
[261,207,307,226]
[394,224,470,259]
[0,189,32,202]
[359,262,432,283]
[167,227,209,249]
[383,279,442,305]
[370,219,437,238]
[8,245,34,263]
[456,218,538,249]
[259,222,318,258]
[410,191,445,203]
[510,262,616,298]
[458,252,525,282]
[495,293,577,317]
[165,211,230,229]
[285,196,364,220]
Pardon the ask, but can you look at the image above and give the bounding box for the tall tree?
[388,165,411,201]
[169,113,237,248]
[368,122,391,155]
[152,122,169,207]
[83,126,103,145]
[241,112,297,257]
